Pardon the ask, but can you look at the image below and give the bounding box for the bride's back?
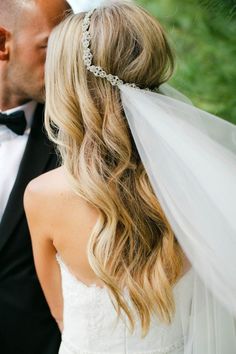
[26,164,192,353]
[25,1,191,352]
[43,1,185,336]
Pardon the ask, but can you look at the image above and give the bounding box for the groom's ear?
[0,27,11,61]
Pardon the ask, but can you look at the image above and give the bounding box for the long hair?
[45,0,183,335]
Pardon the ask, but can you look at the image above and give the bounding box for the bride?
[24,1,236,353]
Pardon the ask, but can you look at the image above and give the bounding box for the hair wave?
[45,1,183,335]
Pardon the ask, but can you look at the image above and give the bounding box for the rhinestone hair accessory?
[82,9,138,88]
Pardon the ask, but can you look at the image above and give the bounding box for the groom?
[0,0,70,353]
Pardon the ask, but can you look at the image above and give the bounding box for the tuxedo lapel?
[0,104,55,251]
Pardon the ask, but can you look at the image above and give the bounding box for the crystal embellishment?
[81,9,138,89]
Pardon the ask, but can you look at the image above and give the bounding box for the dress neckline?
[56,253,107,291]
[56,252,193,292]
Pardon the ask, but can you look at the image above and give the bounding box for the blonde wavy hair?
[45,0,183,335]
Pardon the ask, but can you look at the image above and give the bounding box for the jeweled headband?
[82,9,139,89]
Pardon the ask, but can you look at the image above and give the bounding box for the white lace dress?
[56,254,193,354]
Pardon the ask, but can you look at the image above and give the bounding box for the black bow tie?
[0,110,27,135]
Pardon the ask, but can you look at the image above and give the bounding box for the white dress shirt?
[0,101,37,222]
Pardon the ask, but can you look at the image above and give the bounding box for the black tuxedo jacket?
[0,105,61,354]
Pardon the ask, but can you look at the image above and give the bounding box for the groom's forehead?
[0,0,70,32]
[23,0,71,27]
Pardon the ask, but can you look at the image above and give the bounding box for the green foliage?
[137,0,236,123]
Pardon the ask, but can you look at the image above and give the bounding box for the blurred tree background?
[137,0,236,123]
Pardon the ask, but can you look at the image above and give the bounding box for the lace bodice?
[56,254,193,354]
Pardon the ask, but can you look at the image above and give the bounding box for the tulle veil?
[120,84,236,353]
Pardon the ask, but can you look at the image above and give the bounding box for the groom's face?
[7,0,70,103]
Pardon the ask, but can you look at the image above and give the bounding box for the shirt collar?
[2,101,38,130]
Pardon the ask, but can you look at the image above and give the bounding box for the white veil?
[120,84,236,353]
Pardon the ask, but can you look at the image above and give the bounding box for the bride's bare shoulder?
[24,166,98,230]
[24,166,68,201]
[23,167,68,221]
